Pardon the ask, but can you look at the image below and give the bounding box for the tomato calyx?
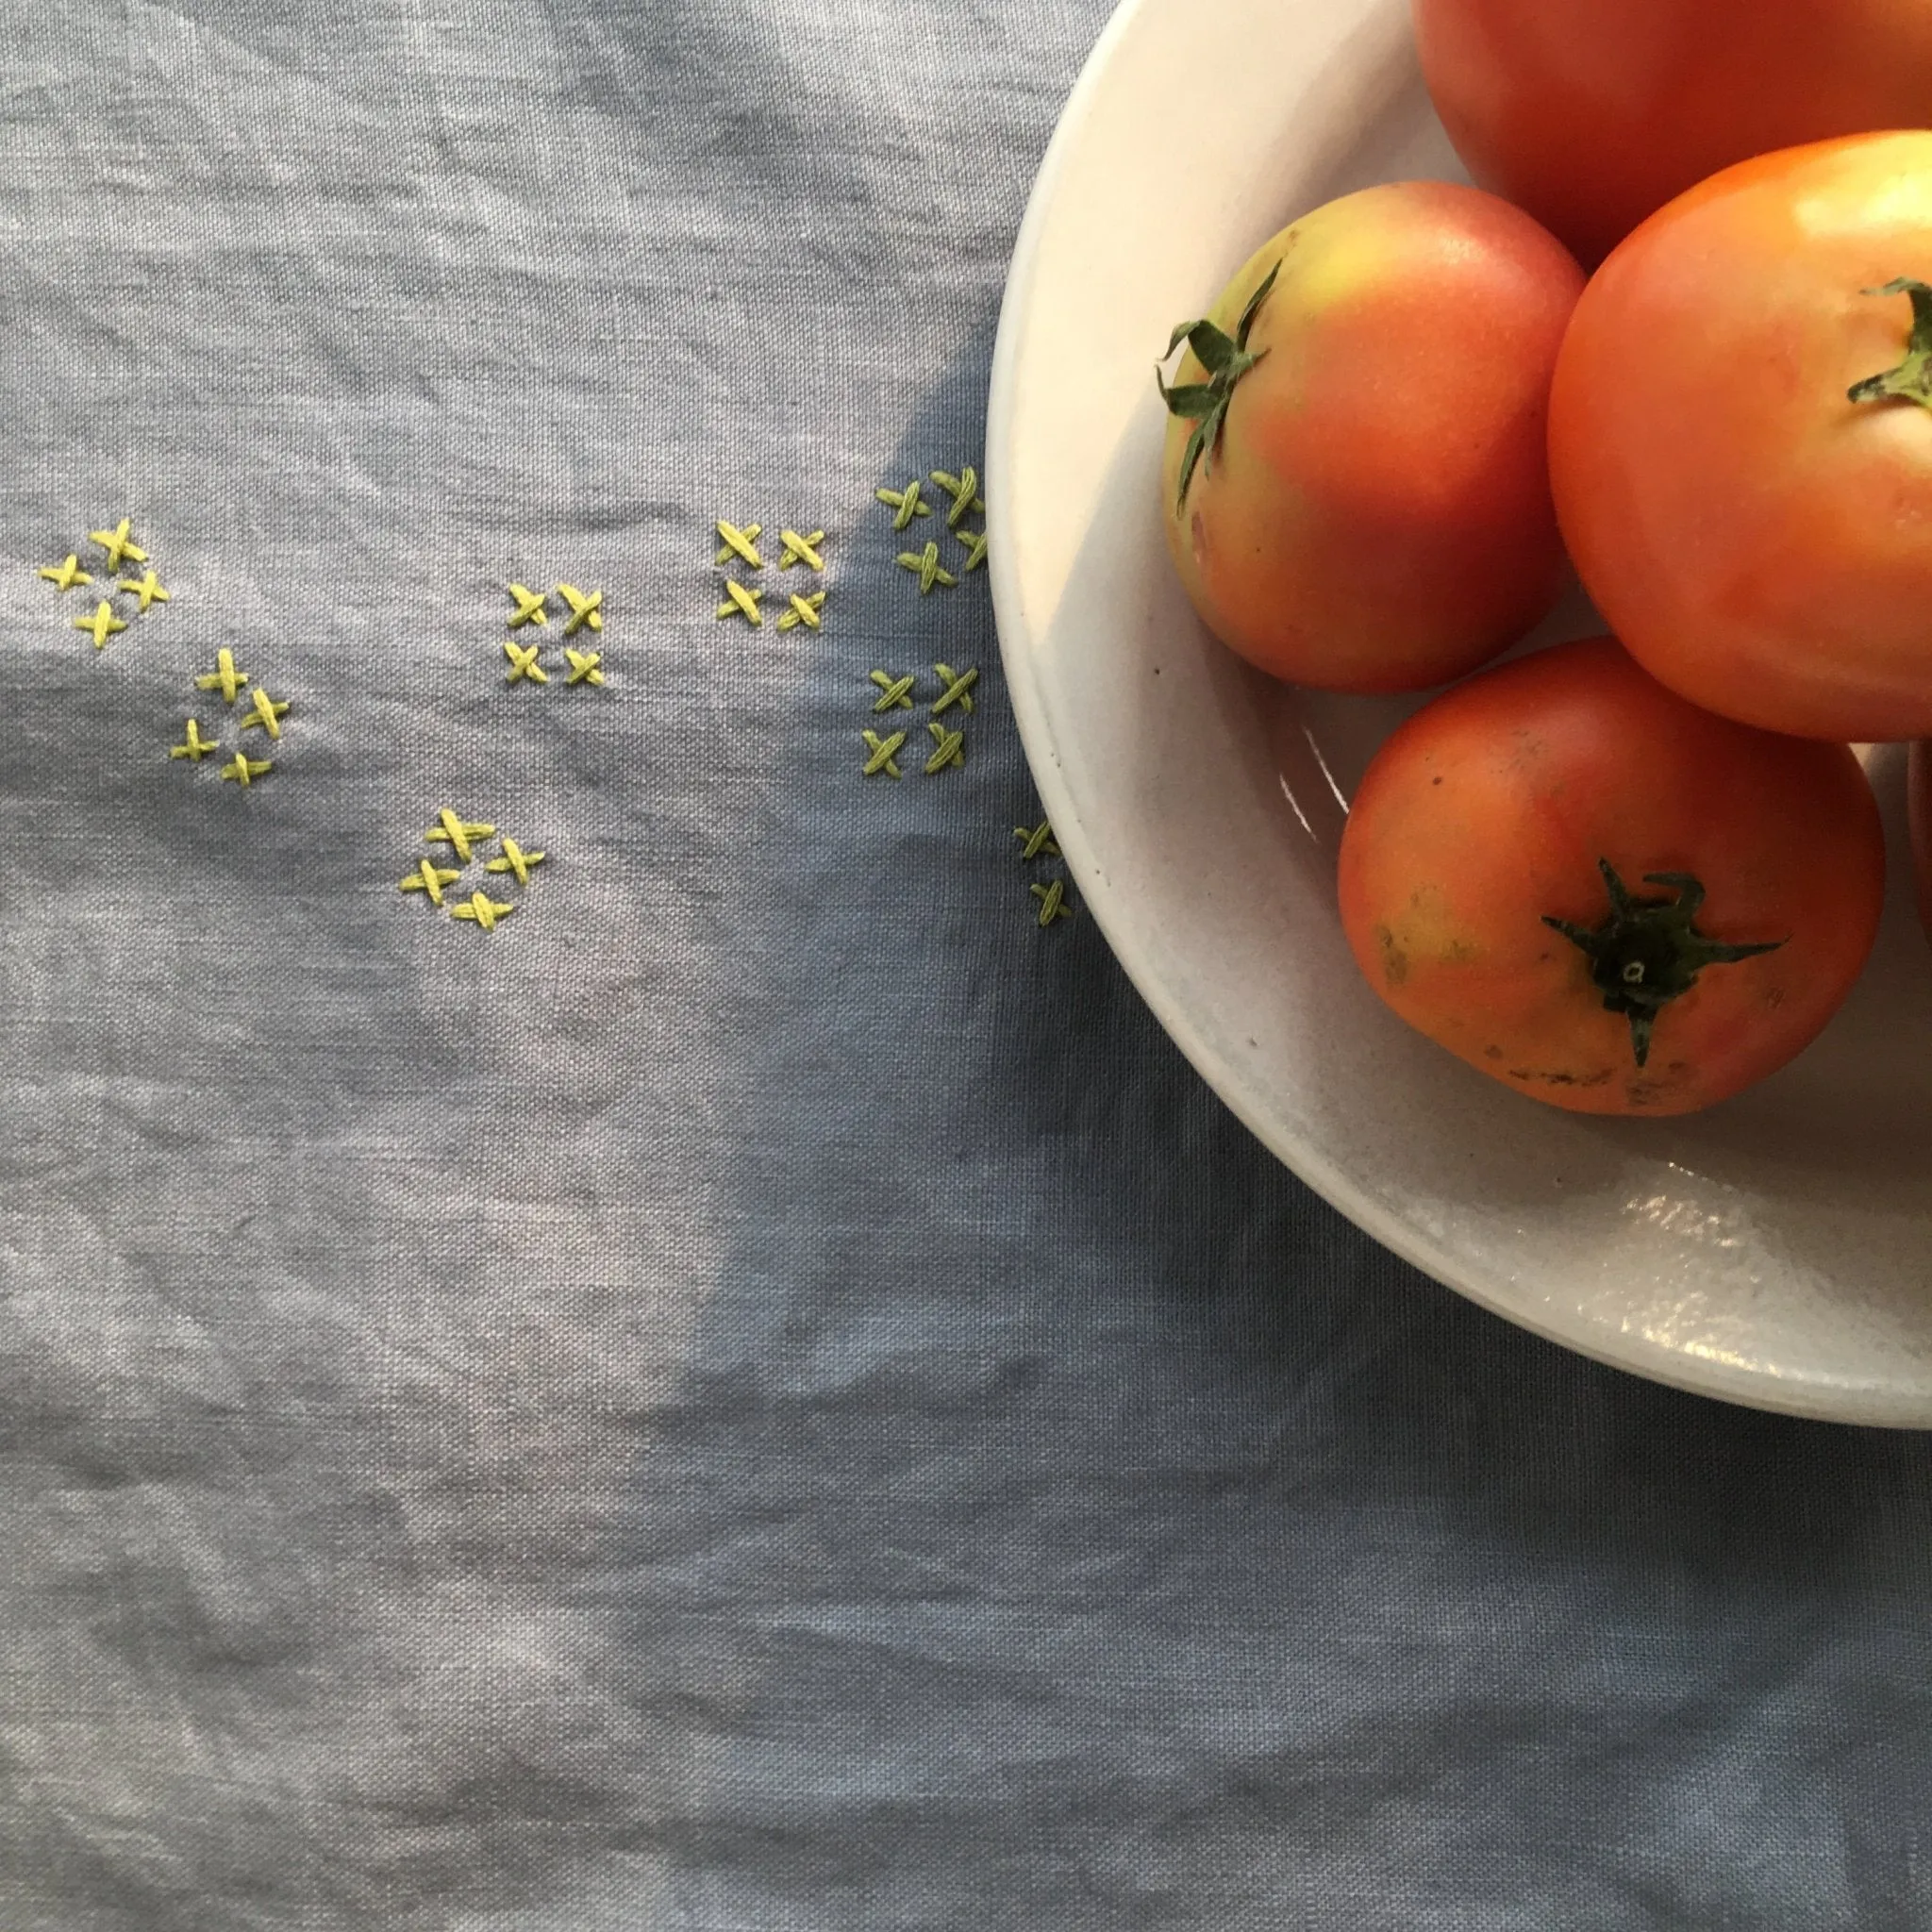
[1156,261,1280,514]
[1848,277,1932,408]
[1543,860,1787,1069]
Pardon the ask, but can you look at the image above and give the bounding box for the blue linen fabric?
[4,3,1932,1928]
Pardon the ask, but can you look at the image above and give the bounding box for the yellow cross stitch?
[924,720,965,774]
[932,662,978,716]
[221,753,273,787]
[931,466,984,528]
[451,891,515,931]
[958,528,989,574]
[875,480,930,530]
[869,670,915,712]
[1013,820,1059,859]
[504,639,549,684]
[194,649,249,704]
[399,859,461,907]
[425,810,494,862]
[862,729,907,778]
[776,591,825,632]
[507,583,550,628]
[778,529,824,571]
[897,542,957,594]
[240,687,291,740]
[38,555,92,592]
[89,520,147,570]
[486,838,546,886]
[169,719,220,763]
[715,521,764,568]
[565,647,605,686]
[557,582,604,634]
[74,601,127,650]
[1031,879,1073,926]
[716,580,763,625]
[118,570,171,611]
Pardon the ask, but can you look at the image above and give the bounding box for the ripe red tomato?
[1338,639,1885,1116]
[1549,134,1932,744]
[1415,0,1932,266]
[1158,180,1582,695]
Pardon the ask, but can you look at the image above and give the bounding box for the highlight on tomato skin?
[1335,638,1887,1117]
[1414,0,1932,267]
[1547,133,1932,744]
[1156,179,1584,697]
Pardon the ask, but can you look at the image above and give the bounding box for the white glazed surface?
[986,0,1932,1423]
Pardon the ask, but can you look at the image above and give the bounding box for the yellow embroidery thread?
[221,753,273,787]
[486,838,546,885]
[89,520,147,570]
[118,570,170,611]
[715,521,764,569]
[869,670,915,712]
[74,601,127,650]
[565,647,606,687]
[425,811,495,862]
[1032,879,1073,926]
[716,580,764,625]
[504,639,549,685]
[39,555,92,592]
[240,687,291,740]
[897,542,957,594]
[195,649,249,704]
[399,859,461,906]
[932,662,978,716]
[776,591,825,632]
[931,466,984,528]
[958,528,989,574]
[1013,820,1059,859]
[507,583,550,628]
[557,583,604,634]
[862,729,907,779]
[451,891,515,931]
[169,719,220,762]
[778,529,825,571]
[924,720,965,774]
[875,480,930,530]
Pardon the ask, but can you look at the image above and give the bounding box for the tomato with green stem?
[1550,133,1932,742]
[1338,638,1885,1116]
[1158,180,1583,695]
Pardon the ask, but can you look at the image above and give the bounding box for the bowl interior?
[987,0,1932,1423]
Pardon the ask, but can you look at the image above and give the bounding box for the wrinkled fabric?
[3,3,1932,1928]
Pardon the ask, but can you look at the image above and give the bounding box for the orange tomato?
[1550,134,1932,742]
[1415,0,1932,266]
[1158,181,1582,694]
[1338,639,1885,1115]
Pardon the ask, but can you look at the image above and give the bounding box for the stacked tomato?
[1158,0,1932,1116]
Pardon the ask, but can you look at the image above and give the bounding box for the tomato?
[1337,638,1885,1116]
[1415,0,1932,266]
[1549,135,1932,744]
[1158,180,1582,695]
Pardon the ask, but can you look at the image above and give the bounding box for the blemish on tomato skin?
[1506,1067,1614,1088]
[1374,923,1409,985]
[1484,1046,1505,1061]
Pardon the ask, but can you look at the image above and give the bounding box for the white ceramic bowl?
[987,0,1932,1424]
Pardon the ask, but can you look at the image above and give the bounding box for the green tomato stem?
[1543,860,1785,1069]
